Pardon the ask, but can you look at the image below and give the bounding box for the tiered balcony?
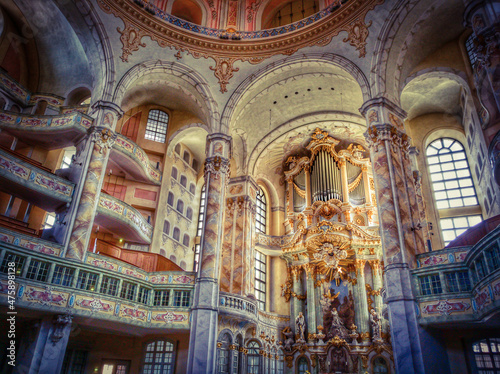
[96,192,153,244]
[0,242,194,329]
[412,223,500,325]
[110,134,162,185]
[0,147,75,211]
[0,110,92,149]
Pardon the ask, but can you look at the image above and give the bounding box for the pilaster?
[66,101,123,260]
[187,133,231,374]
[14,315,72,374]
[361,97,450,374]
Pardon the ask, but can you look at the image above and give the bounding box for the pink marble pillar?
[66,101,122,261]
[219,177,258,296]
[199,140,231,279]
[187,133,231,374]
[361,97,440,374]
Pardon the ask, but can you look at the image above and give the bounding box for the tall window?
[465,33,478,70]
[194,185,206,272]
[255,188,267,310]
[217,333,231,374]
[246,341,261,374]
[145,110,168,143]
[277,350,284,374]
[143,340,175,374]
[255,188,267,234]
[255,251,266,310]
[426,138,482,246]
[472,338,500,374]
[171,167,178,180]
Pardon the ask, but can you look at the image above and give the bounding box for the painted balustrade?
[219,292,258,318]
[112,134,162,184]
[412,225,500,324]
[0,243,195,329]
[97,192,153,243]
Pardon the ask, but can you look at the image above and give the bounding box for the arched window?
[189,183,196,195]
[373,356,389,373]
[167,192,174,206]
[180,175,187,188]
[175,144,181,154]
[171,167,178,180]
[180,260,186,270]
[142,340,176,374]
[183,150,190,164]
[194,185,206,272]
[183,234,190,247]
[173,228,180,241]
[186,207,193,221]
[426,138,482,246]
[163,220,170,235]
[145,109,168,143]
[246,341,261,374]
[255,188,267,234]
[176,200,184,214]
[297,357,309,374]
[170,255,177,263]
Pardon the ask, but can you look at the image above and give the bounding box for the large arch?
[112,60,219,131]
[370,0,465,104]
[221,52,371,135]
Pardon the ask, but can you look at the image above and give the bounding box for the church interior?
[0,0,499,373]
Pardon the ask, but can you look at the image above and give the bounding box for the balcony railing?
[96,192,153,243]
[111,134,162,185]
[0,148,75,210]
[413,225,500,324]
[0,243,194,329]
[219,292,258,320]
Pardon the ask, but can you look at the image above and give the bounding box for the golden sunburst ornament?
[311,241,350,284]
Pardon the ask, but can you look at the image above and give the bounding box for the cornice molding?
[97,0,384,92]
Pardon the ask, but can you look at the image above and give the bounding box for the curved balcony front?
[0,243,194,330]
[0,110,92,149]
[219,292,258,322]
[413,224,500,325]
[95,192,153,244]
[109,134,162,185]
[0,148,74,211]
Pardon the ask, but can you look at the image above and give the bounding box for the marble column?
[354,259,369,341]
[370,260,386,334]
[305,264,317,341]
[220,177,258,297]
[14,315,72,374]
[187,133,231,374]
[464,0,500,126]
[66,101,123,260]
[361,97,450,374]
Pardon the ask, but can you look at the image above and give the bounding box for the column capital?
[364,124,411,156]
[206,132,232,159]
[90,101,124,130]
[360,97,407,131]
